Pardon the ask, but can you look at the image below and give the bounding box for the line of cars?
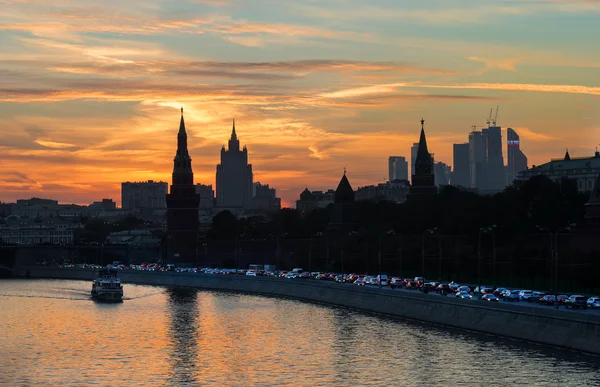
[98,264,600,310]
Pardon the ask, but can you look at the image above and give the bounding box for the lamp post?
[421,227,437,292]
[378,230,395,288]
[308,235,313,275]
[537,224,575,309]
[477,225,496,295]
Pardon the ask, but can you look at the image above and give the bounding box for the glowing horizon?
[1,0,599,208]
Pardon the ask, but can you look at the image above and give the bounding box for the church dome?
[335,173,355,203]
[300,187,312,201]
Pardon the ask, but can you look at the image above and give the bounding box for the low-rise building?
[355,180,410,203]
[296,188,336,214]
[517,150,600,193]
[252,182,281,212]
[0,216,80,245]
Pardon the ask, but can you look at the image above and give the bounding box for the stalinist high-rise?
[216,120,254,210]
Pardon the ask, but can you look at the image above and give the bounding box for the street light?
[537,223,576,309]
[421,227,437,292]
[477,225,496,296]
[378,230,395,288]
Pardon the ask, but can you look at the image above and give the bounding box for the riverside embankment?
[17,266,600,355]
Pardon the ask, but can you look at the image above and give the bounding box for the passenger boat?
[91,269,123,302]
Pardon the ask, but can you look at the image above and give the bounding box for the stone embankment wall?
[18,266,600,355]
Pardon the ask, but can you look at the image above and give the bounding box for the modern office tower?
[434,161,451,186]
[165,108,201,261]
[216,120,254,210]
[507,128,528,185]
[482,125,505,191]
[121,180,168,210]
[388,156,409,182]
[452,143,470,187]
[410,119,436,196]
[410,142,419,179]
[469,130,487,190]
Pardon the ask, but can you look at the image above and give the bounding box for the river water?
[1,279,599,387]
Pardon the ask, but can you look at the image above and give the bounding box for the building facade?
[0,217,78,245]
[410,143,419,180]
[195,184,215,209]
[296,188,336,214]
[452,143,470,187]
[434,161,451,186]
[468,130,487,190]
[507,128,528,185]
[252,182,281,212]
[410,120,437,196]
[388,156,408,182]
[121,180,168,210]
[517,150,600,194]
[216,120,254,210]
[165,108,201,262]
[482,125,505,191]
[355,180,409,203]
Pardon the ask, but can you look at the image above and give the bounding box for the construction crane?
[486,108,493,127]
[492,105,500,126]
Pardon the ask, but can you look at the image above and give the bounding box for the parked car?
[493,288,507,297]
[557,295,569,305]
[587,297,600,309]
[482,294,499,302]
[456,291,473,299]
[527,291,546,303]
[504,291,521,302]
[539,295,557,305]
[519,290,533,301]
[457,285,471,294]
[565,295,588,310]
[389,277,403,289]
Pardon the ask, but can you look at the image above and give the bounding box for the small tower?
[564,149,571,161]
[165,107,201,262]
[329,170,359,229]
[410,119,437,196]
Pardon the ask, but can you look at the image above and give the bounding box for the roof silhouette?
[335,172,355,203]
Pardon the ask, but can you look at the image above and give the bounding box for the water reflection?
[1,280,600,387]
[165,287,199,386]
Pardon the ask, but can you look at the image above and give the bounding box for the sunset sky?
[1,0,599,207]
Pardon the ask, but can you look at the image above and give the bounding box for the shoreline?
[15,266,600,356]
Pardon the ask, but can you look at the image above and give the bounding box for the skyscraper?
[452,143,470,187]
[482,125,505,191]
[165,108,200,261]
[410,142,419,179]
[434,161,451,186]
[507,128,528,185]
[469,130,486,190]
[410,119,436,196]
[216,120,254,209]
[388,156,408,182]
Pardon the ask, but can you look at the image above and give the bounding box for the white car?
[246,271,257,276]
[587,297,600,309]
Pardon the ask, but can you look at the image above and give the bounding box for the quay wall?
[17,266,600,355]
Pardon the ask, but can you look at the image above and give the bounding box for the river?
[1,279,599,386]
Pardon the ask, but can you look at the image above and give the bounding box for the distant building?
[410,143,419,179]
[0,217,78,245]
[195,184,215,209]
[469,130,487,190]
[517,149,600,194]
[216,120,254,210]
[452,143,470,187]
[252,182,281,212]
[410,119,436,196]
[355,180,410,203]
[434,161,451,186]
[388,156,408,182]
[296,188,336,214]
[89,199,117,210]
[121,180,168,210]
[329,172,359,228]
[506,128,528,185]
[482,125,505,191]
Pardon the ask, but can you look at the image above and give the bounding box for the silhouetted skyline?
[1,0,598,206]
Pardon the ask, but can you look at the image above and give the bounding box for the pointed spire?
[179,106,186,134]
[417,118,430,157]
[335,171,354,203]
[564,148,571,161]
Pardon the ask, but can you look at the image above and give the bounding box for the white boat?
[91,269,123,302]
